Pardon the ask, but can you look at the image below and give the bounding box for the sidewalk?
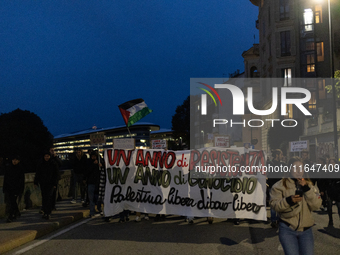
[0,199,90,254]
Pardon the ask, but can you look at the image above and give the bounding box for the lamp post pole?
[327,0,338,159]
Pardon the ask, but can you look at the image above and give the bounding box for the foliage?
[0,109,53,173]
[171,96,190,149]
[267,119,303,154]
[325,70,340,98]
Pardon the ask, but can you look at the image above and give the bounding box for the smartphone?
[295,189,303,197]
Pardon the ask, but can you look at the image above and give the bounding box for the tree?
[325,70,340,98]
[0,109,53,173]
[171,96,190,149]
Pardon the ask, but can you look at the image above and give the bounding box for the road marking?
[14,217,93,254]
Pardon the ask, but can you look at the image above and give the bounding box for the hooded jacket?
[270,178,322,231]
[3,162,25,195]
[34,158,59,188]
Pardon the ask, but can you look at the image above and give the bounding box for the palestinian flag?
[118,99,153,127]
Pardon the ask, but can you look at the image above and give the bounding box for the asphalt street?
[6,207,340,255]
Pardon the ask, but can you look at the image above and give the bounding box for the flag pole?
[127,126,133,139]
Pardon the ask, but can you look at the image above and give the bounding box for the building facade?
[247,0,340,160]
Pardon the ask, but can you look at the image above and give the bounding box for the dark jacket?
[3,162,25,195]
[85,158,101,186]
[73,154,87,175]
[34,159,59,188]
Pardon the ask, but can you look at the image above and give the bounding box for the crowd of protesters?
[2,147,340,255]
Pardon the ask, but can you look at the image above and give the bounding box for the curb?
[0,210,89,254]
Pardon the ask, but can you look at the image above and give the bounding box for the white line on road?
[14,217,94,255]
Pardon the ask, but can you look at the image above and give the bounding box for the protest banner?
[113,138,135,150]
[103,147,267,220]
[90,132,106,145]
[214,136,230,148]
[289,140,309,152]
[151,139,167,149]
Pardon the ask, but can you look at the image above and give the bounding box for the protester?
[324,157,340,227]
[3,155,25,223]
[301,150,312,166]
[316,157,328,211]
[98,157,112,222]
[34,152,59,220]
[71,148,87,204]
[49,147,62,210]
[270,157,321,255]
[85,151,102,217]
[267,149,286,228]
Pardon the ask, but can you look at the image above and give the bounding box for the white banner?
[104,147,267,220]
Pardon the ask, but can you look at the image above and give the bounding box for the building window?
[280,31,291,56]
[306,79,316,89]
[250,66,259,78]
[280,0,290,20]
[306,54,315,73]
[282,68,292,86]
[315,5,322,23]
[304,8,314,32]
[305,39,315,51]
[308,92,317,111]
[316,42,324,62]
[318,79,326,99]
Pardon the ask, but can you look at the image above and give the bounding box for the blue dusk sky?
[0,0,258,136]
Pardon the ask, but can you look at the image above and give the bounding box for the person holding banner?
[71,149,87,204]
[270,157,321,255]
[85,151,102,217]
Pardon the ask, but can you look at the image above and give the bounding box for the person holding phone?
[270,157,321,255]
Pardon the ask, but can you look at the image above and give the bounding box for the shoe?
[70,199,76,204]
[208,218,213,224]
[144,216,149,220]
[188,220,194,224]
[135,216,141,222]
[125,217,130,222]
[119,218,125,223]
[104,217,112,222]
[155,214,160,222]
[234,220,240,225]
[328,221,334,227]
[46,215,51,220]
[89,215,93,218]
[94,213,101,217]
